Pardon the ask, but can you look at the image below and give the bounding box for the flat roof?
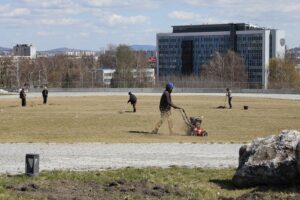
[172,23,264,33]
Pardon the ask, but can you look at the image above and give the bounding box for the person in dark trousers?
[42,86,48,104]
[151,82,182,134]
[19,87,26,107]
[127,92,137,112]
[226,88,232,109]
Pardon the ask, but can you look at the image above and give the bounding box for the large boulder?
[233,130,300,188]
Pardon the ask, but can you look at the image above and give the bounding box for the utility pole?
[29,71,34,88]
[16,57,20,88]
[38,70,41,88]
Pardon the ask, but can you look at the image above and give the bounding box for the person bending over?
[128,92,137,112]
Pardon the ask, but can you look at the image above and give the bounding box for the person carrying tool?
[151,82,182,134]
[127,92,137,112]
[226,88,232,109]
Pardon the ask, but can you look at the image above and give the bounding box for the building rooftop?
[172,23,264,33]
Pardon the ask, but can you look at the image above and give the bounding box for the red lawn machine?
[180,109,208,137]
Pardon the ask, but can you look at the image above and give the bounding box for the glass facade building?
[156,23,285,89]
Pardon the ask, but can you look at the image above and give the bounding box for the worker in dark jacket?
[226,88,232,109]
[19,87,26,107]
[151,82,182,134]
[42,86,48,104]
[127,92,137,112]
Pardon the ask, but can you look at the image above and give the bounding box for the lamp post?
[38,70,42,88]
[28,72,34,88]
[88,70,95,88]
[16,57,20,88]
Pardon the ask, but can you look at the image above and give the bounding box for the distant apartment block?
[97,68,116,86]
[132,68,155,84]
[157,23,285,89]
[65,51,96,57]
[97,68,155,86]
[13,44,36,59]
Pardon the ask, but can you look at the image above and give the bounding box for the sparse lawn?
[0,95,300,143]
[0,167,299,200]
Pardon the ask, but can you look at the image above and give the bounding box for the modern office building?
[156,23,285,88]
[13,44,36,59]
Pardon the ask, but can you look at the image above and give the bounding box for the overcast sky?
[0,0,299,51]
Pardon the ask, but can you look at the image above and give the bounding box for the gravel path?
[0,143,241,174]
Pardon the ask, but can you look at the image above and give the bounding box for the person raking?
[127,92,137,112]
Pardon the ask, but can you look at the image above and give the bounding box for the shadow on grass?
[128,130,153,135]
[210,179,237,190]
[8,105,18,108]
[211,178,300,194]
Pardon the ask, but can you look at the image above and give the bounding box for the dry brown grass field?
[0,95,300,143]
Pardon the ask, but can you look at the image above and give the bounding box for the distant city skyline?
[0,0,299,51]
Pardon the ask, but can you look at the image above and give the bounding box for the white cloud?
[37,18,80,25]
[36,31,58,36]
[168,11,199,20]
[168,11,225,24]
[178,0,300,14]
[0,5,31,17]
[86,0,160,9]
[103,14,149,26]
[79,32,90,37]
[86,0,115,7]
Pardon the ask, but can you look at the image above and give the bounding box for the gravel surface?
[0,143,241,174]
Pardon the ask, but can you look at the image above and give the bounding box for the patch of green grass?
[1,167,299,199]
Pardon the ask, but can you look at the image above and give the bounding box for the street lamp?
[28,72,34,88]
[88,70,95,88]
[38,70,42,88]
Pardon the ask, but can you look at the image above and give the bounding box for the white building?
[97,68,116,86]
[13,44,36,59]
[132,68,155,83]
[97,68,155,86]
[65,51,96,57]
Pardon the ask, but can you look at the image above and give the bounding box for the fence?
[1,80,263,90]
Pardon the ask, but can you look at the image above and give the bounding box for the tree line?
[0,44,151,89]
[0,46,299,89]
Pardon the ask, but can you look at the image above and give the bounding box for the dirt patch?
[7,179,187,200]
[219,192,300,200]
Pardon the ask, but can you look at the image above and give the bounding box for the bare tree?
[201,50,248,87]
[0,57,14,88]
[269,57,300,89]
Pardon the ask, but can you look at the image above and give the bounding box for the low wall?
[25,88,300,94]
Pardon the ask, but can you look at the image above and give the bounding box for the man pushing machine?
[151,82,182,135]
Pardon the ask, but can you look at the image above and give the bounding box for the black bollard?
[25,154,39,177]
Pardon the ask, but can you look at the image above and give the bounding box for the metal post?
[29,72,33,88]
[38,70,41,88]
[16,57,20,88]
[25,154,39,177]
